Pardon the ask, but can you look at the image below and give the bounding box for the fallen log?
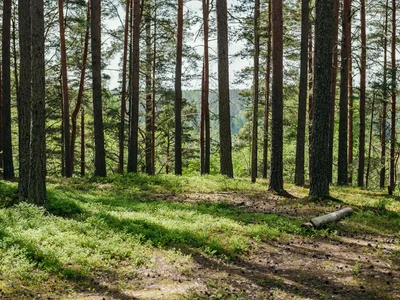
[304,207,354,229]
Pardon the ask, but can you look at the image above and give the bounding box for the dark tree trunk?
[389,0,396,195]
[175,0,183,175]
[0,63,2,173]
[118,0,129,174]
[152,2,157,175]
[309,0,334,198]
[17,0,31,198]
[216,0,233,178]
[201,0,210,175]
[12,6,18,94]
[127,0,141,173]
[91,0,106,177]
[251,0,260,183]
[263,0,271,179]
[71,1,90,174]
[337,0,351,186]
[357,0,366,187]
[380,0,389,189]
[328,0,340,183]
[366,92,375,189]
[29,0,46,204]
[348,53,353,184]
[269,0,284,192]
[145,1,153,175]
[294,0,309,186]
[2,0,15,180]
[307,23,313,178]
[59,0,72,178]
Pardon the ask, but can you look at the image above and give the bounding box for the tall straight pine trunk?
[263,0,271,179]
[175,0,183,175]
[389,0,396,194]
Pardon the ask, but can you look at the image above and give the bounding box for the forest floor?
[0,174,399,299]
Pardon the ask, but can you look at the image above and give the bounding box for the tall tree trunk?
[2,0,15,180]
[81,108,85,177]
[127,0,141,173]
[348,52,353,184]
[71,1,90,174]
[380,0,389,189]
[29,0,46,204]
[151,1,157,175]
[17,0,31,197]
[145,1,153,175]
[216,0,233,178]
[175,0,183,175]
[201,0,210,175]
[251,0,260,183]
[309,0,334,198]
[269,0,284,192]
[366,92,375,189]
[307,23,313,179]
[91,0,106,177]
[389,0,396,194]
[263,0,271,179]
[294,0,309,186]
[12,6,18,94]
[59,0,72,177]
[337,0,351,186]
[0,63,2,173]
[118,0,129,174]
[328,0,339,183]
[358,0,366,187]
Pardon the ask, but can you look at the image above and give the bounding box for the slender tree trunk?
[307,23,313,178]
[81,108,85,177]
[201,0,210,175]
[174,0,183,175]
[91,0,106,177]
[294,0,309,186]
[2,0,15,180]
[0,63,2,173]
[200,66,205,174]
[309,0,334,198]
[366,92,375,189]
[151,2,157,175]
[358,0,366,187]
[389,0,396,194]
[337,0,351,186]
[263,0,271,179]
[348,52,353,184]
[251,0,261,183]
[145,1,153,175]
[12,6,18,94]
[71,1,90,173]
[118,0,129,174]
[17,0,31,197]
[380,0,389,189]
[59,0,72,177]
[269,0,284,192]
[29,0,46,204]
[127,0,141,173]
[328,0,339,183]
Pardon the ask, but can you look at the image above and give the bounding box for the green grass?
[0,174,399,297]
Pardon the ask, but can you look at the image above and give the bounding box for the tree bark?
[358,0,366,187]
[2,0,15,180]
[389,0,396,195]
[174,0,183,175]
[294,0,309,186]
[71,1,90,174]
[59,0,72,177]
[127,0,141,173]
[251,0,260,183]
[380,0,389,189]
[263,0,271,179]
[81,108,85,177]
[151,1,157,175]
[118,0,130,174]
[310,208,353,228]
[216,0,233,178]
[309,0,334,198]
[307,23,313,179]
[269,0,284,192]
[337,0,351,186]
[145,1,153,175]
[29,0,46,204]
[17,0,31,198]
[366,92,375,189]
[348,51,353,184]
[91,0,106,177]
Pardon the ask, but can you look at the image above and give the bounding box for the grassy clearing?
[0,174,399,298]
